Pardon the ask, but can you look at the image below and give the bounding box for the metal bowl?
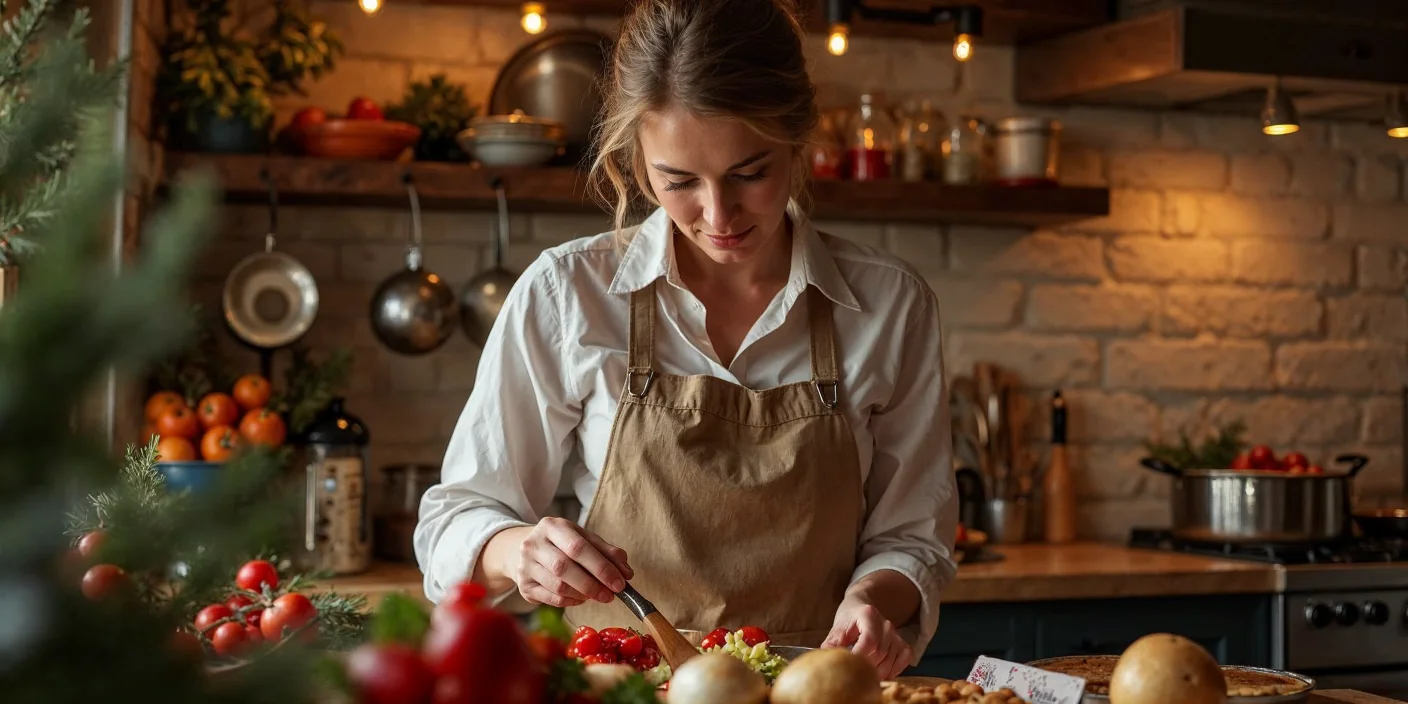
[769,645,815,662]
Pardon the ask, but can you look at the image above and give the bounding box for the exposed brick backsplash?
[178,1,1408,541]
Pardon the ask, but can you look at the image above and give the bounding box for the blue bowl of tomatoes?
[156,461,223,494]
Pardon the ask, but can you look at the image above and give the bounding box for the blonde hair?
[588,0,820,242]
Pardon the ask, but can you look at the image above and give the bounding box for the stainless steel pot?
[1141,454,1369,543]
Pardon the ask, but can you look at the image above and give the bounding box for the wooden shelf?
[163,152,1109,227]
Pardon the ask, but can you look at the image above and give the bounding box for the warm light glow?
[827,23,848,56]
[521,3,546,34]
[358,0,381,14]
[1262,123,1300,136]
[1390,126,1408,139]
[953,33,973,62]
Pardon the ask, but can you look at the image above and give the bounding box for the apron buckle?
[814,380,839,408]
[627,369,657,398]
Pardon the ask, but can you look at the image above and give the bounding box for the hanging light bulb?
[1261,79,1299,136]
[358,0,381,15]
[953,33,973,62]
[1386,93,1408,138]
[521,3,546,34]
[827,22,849,56]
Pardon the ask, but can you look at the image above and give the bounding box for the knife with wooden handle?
[615,583,699,669]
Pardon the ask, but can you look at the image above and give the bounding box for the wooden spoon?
[615,583,698,669]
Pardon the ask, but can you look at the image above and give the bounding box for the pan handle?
[260,167,279,252]
[1335,453,1370,477]
[1139,457,1183,478]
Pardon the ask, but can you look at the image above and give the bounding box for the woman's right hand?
[510,517,634,607]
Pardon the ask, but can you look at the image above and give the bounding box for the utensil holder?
[982,497,1029,544]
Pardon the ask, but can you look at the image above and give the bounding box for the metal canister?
[994,116,1062,186]
[290,398,371,575]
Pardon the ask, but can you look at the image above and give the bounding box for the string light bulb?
[358,0,381,15]
[1386,92,1408,138]
[827,22,849,56]
[1260,79,1300,136]
[521,3,546,34]
[952,32,973,62]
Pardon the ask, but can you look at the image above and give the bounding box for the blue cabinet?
[905,594,1274,680]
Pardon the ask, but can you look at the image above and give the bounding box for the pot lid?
[300,397,369,446]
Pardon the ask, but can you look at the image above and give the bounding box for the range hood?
[1014,1,1408,121]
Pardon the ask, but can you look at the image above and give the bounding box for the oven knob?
[1305,603,1332,628]
[1334,602,1360,626]
[1364,601,1389,626]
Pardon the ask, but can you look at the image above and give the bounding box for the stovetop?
[1130,528,1408,591]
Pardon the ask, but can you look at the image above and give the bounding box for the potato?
[770,647,881,704]
[666,652,767,704]
[1109,633,1227,704]
[583,663,636,697]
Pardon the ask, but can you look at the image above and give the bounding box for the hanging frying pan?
[458,177,519,347]
[222,171,319,377]
[368,173,458,356]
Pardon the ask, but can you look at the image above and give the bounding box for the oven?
[1276,582,1408,700]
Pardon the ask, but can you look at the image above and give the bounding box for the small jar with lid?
[846,93,895,181]
[941,117,987,185]
[289,398,372,576]
[994,116,1062,186]
[897,99,946,182]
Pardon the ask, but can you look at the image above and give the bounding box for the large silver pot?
[1141,454,1369,544]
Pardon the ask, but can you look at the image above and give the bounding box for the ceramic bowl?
[156,461,223,494]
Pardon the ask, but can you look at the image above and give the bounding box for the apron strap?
[626,281,656,398]
[807,287,840,409]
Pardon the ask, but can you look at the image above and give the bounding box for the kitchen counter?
[313,542,1282,605]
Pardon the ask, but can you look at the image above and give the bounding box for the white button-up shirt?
[415,206,958,657]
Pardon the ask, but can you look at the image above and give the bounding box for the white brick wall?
[184,2,1408,539]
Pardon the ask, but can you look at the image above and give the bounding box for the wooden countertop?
[313,542,1282,606]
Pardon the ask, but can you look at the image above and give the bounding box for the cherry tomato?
[77,530,106,558]
[261,592,317,643]
[347,96,384,120]
[422,606,545,704]
[347,642,435,704]
[526,633,567,665]
[618,633,644,658]
[442,582,488,611]
[1283,452,1309,470]
[570,626,602,656]
[629,648,660,670]
[194,604,233,634]
[245,625,264,645]
[225,595,254,611]
[1230,453,1252,470]
[81,564,129,601]
[236,560,279,593]
[1307,465,1325,474]
[599,627,632,645]
[640,634,657,651]
[1248,445,1277,470]
[583,652,618,665]
[210,622,248,657]
[700,627,730,650]
[565,643,580,658]
[739,625,770,646]
[169,630,204,661]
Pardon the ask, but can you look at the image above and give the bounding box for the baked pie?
[1027,655,1311,698]
[882,680,1031,704]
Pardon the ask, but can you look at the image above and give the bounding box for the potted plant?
[385,74,479,162]
[159,0,342,154]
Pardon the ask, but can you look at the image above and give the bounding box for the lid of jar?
[996,116,1062,133]
[299,397,370,446]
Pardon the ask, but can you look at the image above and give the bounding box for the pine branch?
[270,346,354,436]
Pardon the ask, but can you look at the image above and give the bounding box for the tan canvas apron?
[564,280,864,648]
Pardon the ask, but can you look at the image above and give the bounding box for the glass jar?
[897,99,946,182]
[847,93,894,181]
[810,108,845,180]
[374,463,440,563]
[288,398,372,575]
[941,116,987,185]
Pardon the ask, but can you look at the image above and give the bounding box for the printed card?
[966,655,1088,704]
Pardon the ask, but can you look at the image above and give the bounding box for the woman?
[415,0,957,679]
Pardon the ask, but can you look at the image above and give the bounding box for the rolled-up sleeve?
[414,253,581,604]
[851,284,958,661]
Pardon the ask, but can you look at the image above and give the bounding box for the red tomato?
[81,564,129,601]
[1283,452,1309,470]
[422,606,545,704]
[956,522,968,543]
[245,625,263,645]
[77,530,106,558]
[225,595,254,610]
[739,626,770,646]
[565,643,580,658]
[348,643,435,704]
[169,630,204,661]
[599,627,633,644]
[197,392,240,430]
[236,560,279,593]
[1230,452,1252,470]
[290,106,328,132]
[570,626,603,656]
[700,627,730,650]
[618,633,644,658]
[527,632,567,665]
[156,405,201,440]
[194,604,233,634]
[583,652,618,664]
[347,97,384,120]
[1307,465,1324,474]
[640,634,656,651]
[1249,445,1277,470]
[629,648,660,670]
[210,622,248,657]
[443,582,487,610]
[261,593,317,643]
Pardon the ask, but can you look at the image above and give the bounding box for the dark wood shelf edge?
[163,152,1109,228]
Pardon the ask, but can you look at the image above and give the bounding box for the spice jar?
[810,108,845,180]
[846,93,894,181]
[897,99,946,182]
[941,117,987,185]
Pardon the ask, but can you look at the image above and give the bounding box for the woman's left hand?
[822,595,913,680]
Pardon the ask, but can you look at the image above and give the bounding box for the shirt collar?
[607,205,862,312]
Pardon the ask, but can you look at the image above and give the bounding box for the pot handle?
[401,171,424,271]
[1335,453,1370,477]
[1139,457,1183,478]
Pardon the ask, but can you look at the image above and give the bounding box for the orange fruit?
[156,436,197,462]
[239,408,287,448]
[201,425,243,462]
[140,423,158,443]
[196,392,240,429]
[232,375,272,411]
[145,391,186,423]
[155,405,201,440]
